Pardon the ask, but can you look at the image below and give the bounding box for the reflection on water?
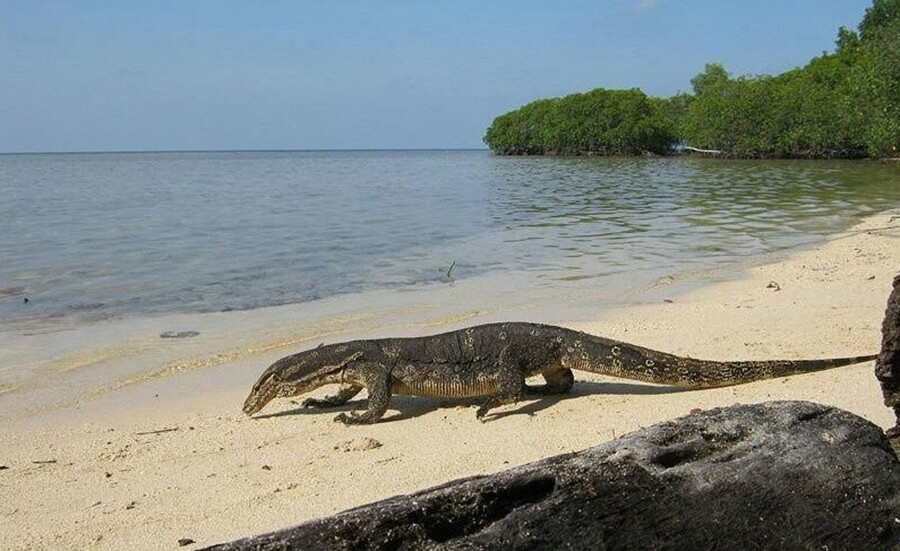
[1,151,898,332]
[486,157,899,282]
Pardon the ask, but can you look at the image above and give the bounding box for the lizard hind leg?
[525,367,575,396]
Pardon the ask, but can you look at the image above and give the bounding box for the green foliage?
[679,0,899,158]
[690,63,730,95]
[680,52,872,158]
[483,0,899,158]
[655,93,692,140]
[857,15,900,157]
[483,88,677,156]
[859,0,900,39]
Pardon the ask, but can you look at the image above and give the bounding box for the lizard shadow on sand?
[484,381,688,422]
[254,381,687,423]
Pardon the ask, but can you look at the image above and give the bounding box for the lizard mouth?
[242,399,260,416]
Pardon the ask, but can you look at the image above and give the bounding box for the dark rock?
[875,273,900,443]
[160,331,200,339]
[203,401,900,550]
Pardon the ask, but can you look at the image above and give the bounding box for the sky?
[0,0,875,153]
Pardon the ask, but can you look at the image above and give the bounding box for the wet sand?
[1,210,898,550]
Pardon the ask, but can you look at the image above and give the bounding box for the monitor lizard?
[242,322,877,424]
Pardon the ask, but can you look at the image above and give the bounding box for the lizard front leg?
[334,374,391,425]
[302,384,363,408]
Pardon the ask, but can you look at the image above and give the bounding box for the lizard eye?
[258,373,279,388]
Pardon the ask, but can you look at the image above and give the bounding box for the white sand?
[1,210,898,550]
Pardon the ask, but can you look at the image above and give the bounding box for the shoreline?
[1,209,899,549]
[0,240,785,426]
[0,207,872,426]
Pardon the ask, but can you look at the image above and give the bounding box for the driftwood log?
[682,145,725,155]
[204,401,900,550]
[876,273,900,446]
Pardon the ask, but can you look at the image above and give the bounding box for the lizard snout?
[243,375,278,416]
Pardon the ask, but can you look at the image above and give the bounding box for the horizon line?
[0,147,491,156]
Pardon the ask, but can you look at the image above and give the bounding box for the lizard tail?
[646,353,879,389]
[576,335,878,389]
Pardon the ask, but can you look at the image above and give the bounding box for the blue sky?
[0,1,874,152]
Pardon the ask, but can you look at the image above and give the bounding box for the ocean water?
[2,150,899,334]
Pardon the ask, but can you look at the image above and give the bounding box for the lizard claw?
[334,412,376,425]
[334,412,351,424]
[302,397,334,409]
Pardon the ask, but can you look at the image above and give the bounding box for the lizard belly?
[391,373,499,398]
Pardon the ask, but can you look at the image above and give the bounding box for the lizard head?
[242,346,363,416]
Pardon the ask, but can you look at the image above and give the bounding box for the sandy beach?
[1,209,899,550]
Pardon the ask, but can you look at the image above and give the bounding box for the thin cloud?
[632,0,659,12]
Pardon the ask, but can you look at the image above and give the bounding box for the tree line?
[483,0,899,159]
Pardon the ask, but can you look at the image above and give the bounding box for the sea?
[1,150,899,416]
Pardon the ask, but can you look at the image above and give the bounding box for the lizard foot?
[476,394,520,422]
[334,412,378,425]
[302,397,339,409]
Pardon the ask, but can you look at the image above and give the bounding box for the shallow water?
[2,150,898,334]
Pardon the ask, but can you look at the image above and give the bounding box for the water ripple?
[1,151,898,331]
